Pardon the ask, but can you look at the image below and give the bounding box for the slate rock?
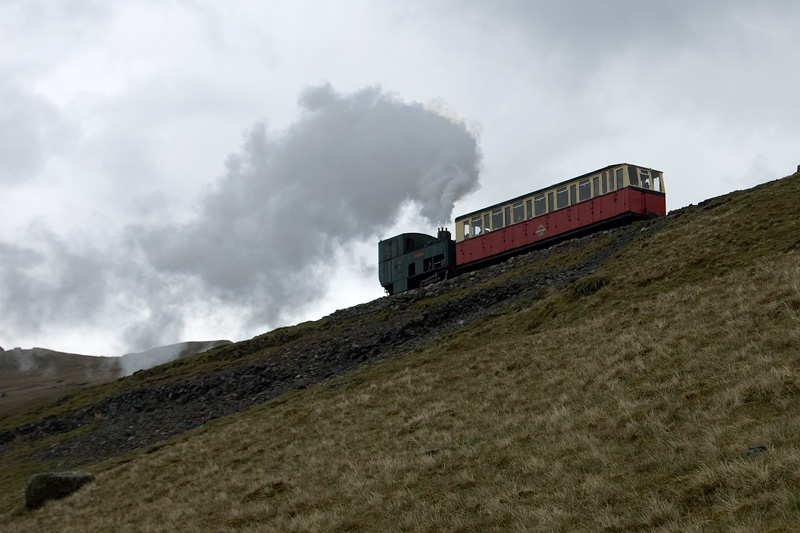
[744,445,767,459]
[25,471,95,509]
[10,220,655,466]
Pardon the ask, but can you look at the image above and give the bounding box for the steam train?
[379,163,666,294]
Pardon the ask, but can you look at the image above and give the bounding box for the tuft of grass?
[2,171,800,531]
[0,320,332,434]
[568,274,609,298]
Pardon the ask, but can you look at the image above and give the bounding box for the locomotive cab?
[378,229,456,295]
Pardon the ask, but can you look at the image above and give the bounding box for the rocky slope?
[0,349,122,417]
[0,217,664,466]
[0,341,233,418]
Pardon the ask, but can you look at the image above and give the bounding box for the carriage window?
[535,195,546,216]
[484,213,491,232]
[593,177,600,197]
[570,184,577,205]
[579,179,591,201]
[652,172,662,192]
[548,192,554,213]
[629,168,639,186]
[616,168,624,189]
[463,221,470,239]
[504,206,511,226]
[602,172,608,194]
[471,215,482,236]
[492,209,503,230]
[640,169,651,189]
[526,199,532,219]
[513,202,524,223]
[556,187,568,209]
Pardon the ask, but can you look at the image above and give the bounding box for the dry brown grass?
[3,173,800,531]
[0,350,121,417]
[3,248,800,531]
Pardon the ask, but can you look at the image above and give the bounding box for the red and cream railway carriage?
[379,163,666,294]
[454,163,666,270]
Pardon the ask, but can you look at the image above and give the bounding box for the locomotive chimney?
[437,227,451,241]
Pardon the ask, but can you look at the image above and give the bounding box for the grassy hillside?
[0,349,121,417]
[0,341,232,422]
[2,170,800,531]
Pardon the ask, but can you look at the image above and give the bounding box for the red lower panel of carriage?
[455,188,666,270]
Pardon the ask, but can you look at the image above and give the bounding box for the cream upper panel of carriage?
[454,164,664,242]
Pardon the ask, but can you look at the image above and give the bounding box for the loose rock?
[744,445,767,459]
[25,471,95,509]
[2,219,662,466]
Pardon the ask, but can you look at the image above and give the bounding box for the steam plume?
[134,83,481,328]
[0,83,482,357]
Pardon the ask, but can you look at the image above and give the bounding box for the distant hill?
[0,341,231,416]
[0,348,121,416]
[2,168,800,530]
[119,340,232,376]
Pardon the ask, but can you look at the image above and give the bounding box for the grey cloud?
[445,1,798,50]
[1,0,110,26]
[0,228,109,335]
[135,83,481,326]
[425,0,800,93]
[121,308,186,360]
[424,0,800,147]
[0,83,481,359]
[0,85,73,186]
[0,225,196,356]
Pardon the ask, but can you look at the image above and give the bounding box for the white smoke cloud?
[133,83,481,329]
[0,83,482,354]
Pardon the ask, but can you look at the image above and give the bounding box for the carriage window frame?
[526,199,533,220]
[579,179,591,201]
[640,169,651,189]
[556,187,568,209]
[462,220,470,239]
[652,172,662,192]
[534,194,546,216]
[471,215,482,236]
[513,201,524,223]
[629,168,639,186]
[616,169,624,189]
[492,208,503,230]
[484,213,491,232]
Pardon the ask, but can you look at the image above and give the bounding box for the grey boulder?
[25,471,95,509]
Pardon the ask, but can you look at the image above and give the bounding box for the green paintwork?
[378,231,456,294]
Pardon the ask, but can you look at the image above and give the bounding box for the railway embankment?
[2,170,800,529]
[1,218,657,466]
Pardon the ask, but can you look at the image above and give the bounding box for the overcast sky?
[1,0,798,356]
